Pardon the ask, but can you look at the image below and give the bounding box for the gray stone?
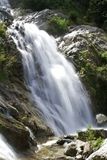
[58,25,107,57]
[64,142,77,157]
[96,114,107,125]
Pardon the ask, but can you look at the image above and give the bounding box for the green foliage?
[69,10,79,24]
[0,53,17,81]
[88,0,107,29]
[0,54,8,81]
[101,51,107,59]
[86,126,96,141]
[0,71,7,81]
[86,127,103,150]
[0,22,18,82]
[0,23,6,38]
[73,46,107,113]
[20,0,88,25]
[21,0,69,11]
[48,16,69,35]
[92,137,104,150]
[100,51,107,63]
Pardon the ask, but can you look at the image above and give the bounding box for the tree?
[88,0,107,28]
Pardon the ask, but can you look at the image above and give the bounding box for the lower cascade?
[0,134,17,160]
[9,21,93,135]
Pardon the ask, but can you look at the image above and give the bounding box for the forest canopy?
[18,0,107,30]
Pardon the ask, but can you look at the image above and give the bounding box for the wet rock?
[57,138,72,145]
[0,113,32,151]
[7,104,19,119]
[0,7,13,23]
[64,142,77,157]
[0,97,19,119]
[64,139,86,157]
[64,134,78,141]
[0,80,52,152]
[0,100,7,114]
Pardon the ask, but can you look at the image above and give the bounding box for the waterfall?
[0,0,10,8]
[9,21,93,135]
[0,134,17,160]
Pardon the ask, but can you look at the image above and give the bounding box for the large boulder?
[64,140,86,157]
[58,25,107,56]
[64,142,77,157]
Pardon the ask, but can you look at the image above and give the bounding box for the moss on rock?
[73,48,107,114]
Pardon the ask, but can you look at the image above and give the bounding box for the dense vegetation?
[48,16,69,35]
[19,0,107,30]
[74,46,107,114]
[88,0,107,29]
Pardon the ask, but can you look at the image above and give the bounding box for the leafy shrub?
[73,46,107,114]
[86,127,103,150]
[21,0,64,11]
[0,53,17,81]
[69,10,78,23]
[100,51,107,63]
[48,16,69,35]
[0,23,6,38]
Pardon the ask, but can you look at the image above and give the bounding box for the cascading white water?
[0,0,10,8]
[0,134,17,160]
[9,21,93,135]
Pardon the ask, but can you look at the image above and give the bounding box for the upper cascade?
[0,0,13,22]
[9,21,93,135]
[0,0,10,8]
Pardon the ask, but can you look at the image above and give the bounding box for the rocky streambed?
[19,128,107,160]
